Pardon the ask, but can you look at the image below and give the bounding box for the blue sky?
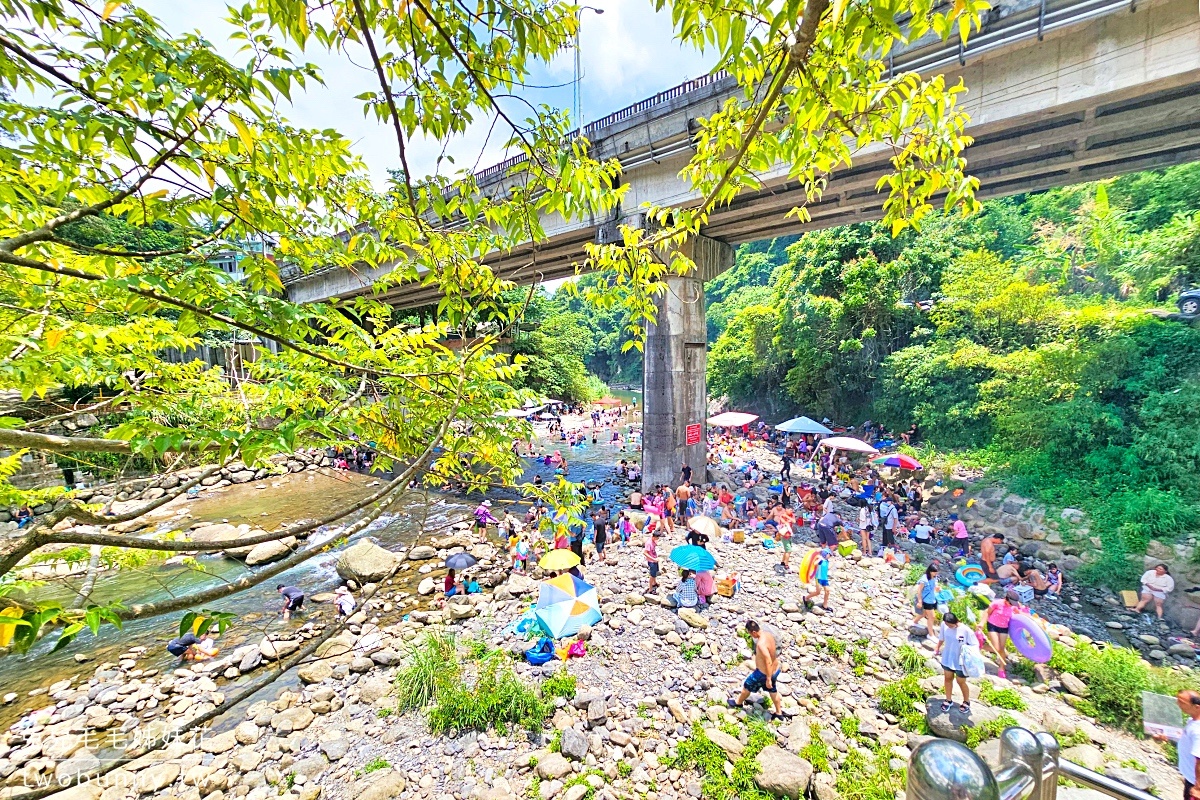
[148,0,711,187]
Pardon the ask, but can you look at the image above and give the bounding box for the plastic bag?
[961,643,987,678]
[525,637,555,666]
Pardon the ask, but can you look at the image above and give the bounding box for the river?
[0,396,641,728]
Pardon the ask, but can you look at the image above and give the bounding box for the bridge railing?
[907,727,1159,800]
[473,0,1133,186]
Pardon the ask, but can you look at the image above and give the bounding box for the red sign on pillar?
[685,423,703,446]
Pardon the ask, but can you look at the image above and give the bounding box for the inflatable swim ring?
[1008,614,1053,663]
[956,565,986,586]
[798,549,820,584]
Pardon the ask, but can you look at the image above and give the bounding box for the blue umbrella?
[444,552,478,571]
[775,416,833,435]
[669,545,717,572]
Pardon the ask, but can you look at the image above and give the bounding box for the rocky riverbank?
[0,497,1187,800]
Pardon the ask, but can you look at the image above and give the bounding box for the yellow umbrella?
[539,549,581,571]
[687,515,721,539]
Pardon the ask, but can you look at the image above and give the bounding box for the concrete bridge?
[285,0,1200,488]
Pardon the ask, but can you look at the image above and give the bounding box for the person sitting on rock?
[1135,564,1174,620]
[669,569,700,610]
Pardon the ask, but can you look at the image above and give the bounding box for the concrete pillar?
[642,236,733,491]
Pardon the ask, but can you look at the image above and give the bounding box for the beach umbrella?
[871,454,924,471]
[539,549,581,571]
[670,545,717,572]
[775,416,833,435]
[444,552,478,571]
[534,574,602,638]
[687,515,722,539]
[816,436,879,454]
[707,411,759,427]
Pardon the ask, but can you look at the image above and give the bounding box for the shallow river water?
[0,399,641,728]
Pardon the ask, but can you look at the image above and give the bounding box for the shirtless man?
[729,619,787,719]
[980,534,1002,579]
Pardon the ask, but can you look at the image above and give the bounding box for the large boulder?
[245,538,296,566]
[407,545,438,561]
[753,746,813,799]
[925,702,997,744]
[337,539,401,583]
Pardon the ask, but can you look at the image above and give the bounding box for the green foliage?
[895,645,934,677]
[835,746,907,800]
[878,676,930,733]
[548,730,562,754]
[902,564,925,586]
[701,164,1200,587]
[978,682,1027,711]
[394,631,458,712]
[799,724,830,773]
[541,670,577,700]
[964,714,1019,749]
[1007,658,1037,683]
[363,758,390,774]
[665,722,776,800]
[840,716,861,738]
[851,649,869,668]
[682,642,704,661]
[1052,728,1091,748]
[1046,642,1198,732]
[617,761,633,779]
[822,637,847,658]
[428,655,550,735]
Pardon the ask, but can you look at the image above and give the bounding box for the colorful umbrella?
[870,454,924,471]
[687,515,721,539]
[444,552,478,571]
[534,574,602,638]
[539,549,581,571]
[669,545,717,572]
[775,416,833,435]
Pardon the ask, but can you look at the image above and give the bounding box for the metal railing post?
[906,739,1000,800]
[908,728,1158,800]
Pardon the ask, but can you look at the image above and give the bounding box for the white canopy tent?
[707,411,760,427]
[816,436,878,454]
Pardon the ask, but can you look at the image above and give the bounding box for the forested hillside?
[706,163,1200,584]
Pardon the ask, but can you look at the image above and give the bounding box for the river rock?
[753,746,813,799]
[705,728,744,761]
[536,753,573,780]
[406,545,438,562]
[418,577,436,595]
[560,728,589,761]
[925,702,997,743]
[234,721,262,745]
[298,661,333,684]
[137,762,181,793]
[200,730,237,754]
[55,750,101,782]
[678,608,708,629]
[245,538,296,565]
[259,637,300,660]
[1104,766,1153,791]
[1059,673,1090,697]
[1062,744,1105,772]
[354,770,407,800]
[337,539,401,583]
[271,706,315,733]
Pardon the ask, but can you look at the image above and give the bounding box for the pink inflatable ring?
[1009,613,1053,663]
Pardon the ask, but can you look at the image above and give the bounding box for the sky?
[146,0,712,188]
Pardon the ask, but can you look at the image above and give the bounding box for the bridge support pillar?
[642,236,733,492]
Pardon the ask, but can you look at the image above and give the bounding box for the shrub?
[428,656,550,734]
[799,724,830,773]
[851,649,869,667]
[394,630,458,711]
[363,757,390,773]
[878,676,929,733]
[824,637,847,657]
[965,714,1018,748]
[835,745,906,800]
[979,682,1027,711]
[895,644,934,677]
[1047,641,1198,732]
[665,722,775,800]
[1007,657,1037,683]
[903,563,924,586]
[541,669,577,700]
